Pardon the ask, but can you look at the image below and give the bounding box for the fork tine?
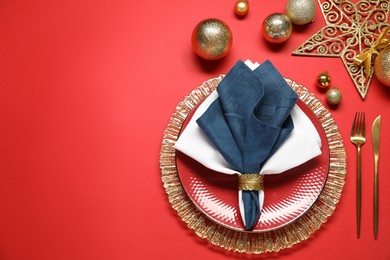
[357,112,362,135]
[357,112,364,136]
[361,112,366,137]
[351,112,358,136]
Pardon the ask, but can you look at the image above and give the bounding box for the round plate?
[160,76,346,254]
[176,99,329,232]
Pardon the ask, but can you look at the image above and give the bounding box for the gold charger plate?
[160,76,346,254]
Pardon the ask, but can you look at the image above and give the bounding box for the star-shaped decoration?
[293,0,390,99]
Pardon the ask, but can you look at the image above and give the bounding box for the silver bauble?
[374,46,390,87]
[326,88,342,106]
[286,0,316,25]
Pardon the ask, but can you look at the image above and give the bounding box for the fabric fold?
[196,60,297,230]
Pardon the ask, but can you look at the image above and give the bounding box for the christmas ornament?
[234,0,249,17]
[355,26,390,79]
[286,0,316,25]
[326,88,342,105]
[292,0,390,99]
[262,13,292,43]
[316,71,331,88]
[191,18,233,60]
[374,46,390,87]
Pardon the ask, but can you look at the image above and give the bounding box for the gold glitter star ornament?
[293,0,390,99]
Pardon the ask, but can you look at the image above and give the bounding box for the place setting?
[160,59,346,254]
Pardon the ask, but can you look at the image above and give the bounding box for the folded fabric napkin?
[175,60,322,230]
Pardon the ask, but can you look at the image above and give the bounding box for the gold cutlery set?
[350,112,381,239]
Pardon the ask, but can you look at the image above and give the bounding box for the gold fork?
[350,112,366,238]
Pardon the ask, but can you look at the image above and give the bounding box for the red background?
[0,0,389,259]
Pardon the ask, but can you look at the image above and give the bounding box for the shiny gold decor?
[354,26,390,79]
[191,19,233,60]
[350,112,366,238]
[326,87,342,105]
[292,0,390,99]
[316,71,332,88]
[374,46,390,87]
[160,76,346,254]
[238,174,264,191]
[371,115,381,240]
[286,0,316,25]
[262,13,293,43]
[234,0,249,17]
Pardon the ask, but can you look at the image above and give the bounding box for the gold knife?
[372,115,381,239]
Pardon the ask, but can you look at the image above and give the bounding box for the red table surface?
[0,0,389,259]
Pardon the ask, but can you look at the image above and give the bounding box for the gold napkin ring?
[238,174,264,191]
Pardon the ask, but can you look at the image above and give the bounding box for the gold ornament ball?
[316,71,331,88]
[234,0,249,17]
[262,13,292,44]
[326,88,342,106]
[286,0,316,25]
[374,46,390,87]
[191,18,233,60]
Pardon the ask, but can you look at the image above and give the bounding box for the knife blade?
[372,115,381,239]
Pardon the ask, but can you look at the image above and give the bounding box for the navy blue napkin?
[196,60,298,230]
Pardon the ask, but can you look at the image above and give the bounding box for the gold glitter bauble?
[374,46,390,87]
[286,0,316,25]
[262,13,292,44]
[191,18,233,60]
[234,0,249,17]
[326,88,342,106]
[316,71,331,88]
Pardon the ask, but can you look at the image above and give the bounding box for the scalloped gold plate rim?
[159,76,346,254]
